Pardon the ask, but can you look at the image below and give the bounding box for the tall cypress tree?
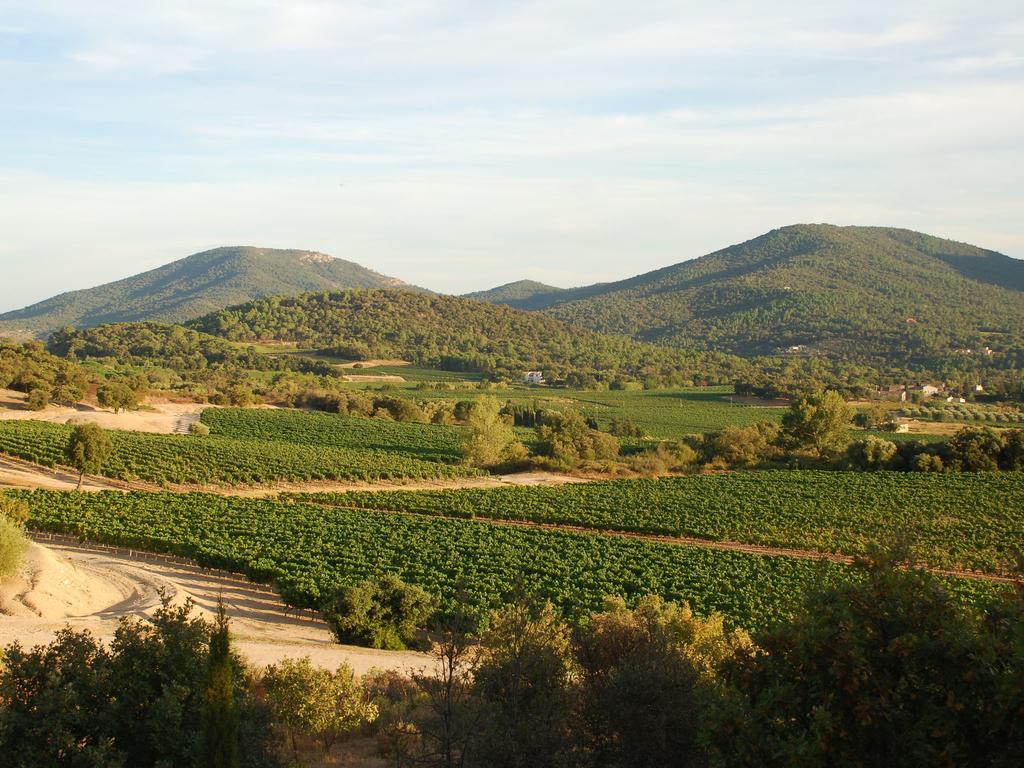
[198,602,239,768]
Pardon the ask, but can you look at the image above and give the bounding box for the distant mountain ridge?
[474,225,1024,364]
[0,246,410,337]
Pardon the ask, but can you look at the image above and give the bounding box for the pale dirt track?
[0,540,431,674]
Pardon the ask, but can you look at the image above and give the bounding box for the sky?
[0,1,1022,311]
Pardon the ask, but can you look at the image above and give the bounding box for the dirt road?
[0,539,431,674]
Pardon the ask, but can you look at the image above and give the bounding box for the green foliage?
[460,397,517,467]
[96,381,138,413]
[0,245,404,335]
[322,575,436,650]
[0,599,277,768]
[577,596,750,768]
[262,657,377,758]
[16,489,1006,632]
[0,515,28,582]
[705,422,781,467]
[0,419,479,486]
[781,390,853,457]
[65,423,113,487]
[473,600,576,768]
[709,553,1015,767]
[0,494,29,526]
[293,471,1024,575]
[188,288,749,384]
[948,426,1004,471]
[199,605,239,768]
[525,224,1024,369]
[846,435,898,470]
[536,410,619,467]
[189,421,211,436]
[25,388,48,411]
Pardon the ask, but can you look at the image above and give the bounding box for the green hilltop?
[479,225,1024,366]
[0,246,409,337]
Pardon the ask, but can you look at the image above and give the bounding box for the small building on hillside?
[946,395,967,404]
[524,371,544,385]
[877,384,907,402]
[909,384,942,397]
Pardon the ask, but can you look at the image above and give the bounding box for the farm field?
[15,489,1007,631]
[200,407,465,462]
[289,471,1024,575]
[379,385,785,438]
[0,420,478,487]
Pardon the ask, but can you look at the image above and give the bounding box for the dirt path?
[0,538,431,674]
[0,453,588,496]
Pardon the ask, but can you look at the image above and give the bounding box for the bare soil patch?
[0,541,431,674]
[0,389,207,434]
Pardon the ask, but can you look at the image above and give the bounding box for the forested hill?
[0,246,410,337]
[188,289,750,384]
[488,225,1024,366]
[463,279,567,307]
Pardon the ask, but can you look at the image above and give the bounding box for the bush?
[322,575,436,650]
[0,494,30,526]
[189,421,211,436]
[846,436,897,470]
[26,388,49,411]
[0,515,29,582]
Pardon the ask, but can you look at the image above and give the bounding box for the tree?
[322,574,436,650]
[96,382,138,414]
[846,435,897,470]
[947,426,1004,472]
[575,596,751,768]
[708,422,781,467]
[781,390,853,457]
[198,604,239,768]
[1001,429,1024,471]
[263,657,377,760]
[710,551,998,767]
[26,388,48,411]
[473,600,576,768]
[536,410,619,468]
[459,397,517,468]
[64,423,113,490]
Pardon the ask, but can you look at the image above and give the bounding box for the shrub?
[189,421,211,436]
[0,515,28,582]
[26,388,49,411]
[322,575,436,650]
[0,494,30,526]
[846,436,897,470]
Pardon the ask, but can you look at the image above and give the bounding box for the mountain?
[497,225,1024,365]
[188,288,749,384]
[463,279,567,308]
[0,246,409,337]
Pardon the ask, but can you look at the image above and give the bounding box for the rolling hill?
[478,225,1024,365]
[463,279,566,307]
[188,288,749,384]
[0,246,410,337]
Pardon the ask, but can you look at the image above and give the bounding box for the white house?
[524,371,544,384]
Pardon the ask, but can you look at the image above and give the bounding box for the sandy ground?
[341,374,406,382]
[0,389,206,434]
[336,359,409,369]
[0,541,432,674]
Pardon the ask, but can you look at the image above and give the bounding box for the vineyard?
[200,407,464,461]
[0,420,479,486]
[15,489,1006,630]
[289,471,1024,574]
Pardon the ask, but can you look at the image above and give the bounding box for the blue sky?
[0,1,1022,311]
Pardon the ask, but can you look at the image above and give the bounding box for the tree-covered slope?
[188,289,749,383]
[526,225,1024,365]
[0,246,409,336]
[463,279,567,308]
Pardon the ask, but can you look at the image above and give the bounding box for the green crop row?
[16,489,1006,632]
[289,471,1024,575]
[0,420,479,486]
